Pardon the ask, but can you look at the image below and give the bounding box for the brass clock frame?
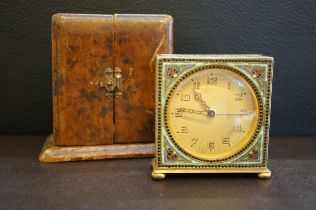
[152,55,274,180]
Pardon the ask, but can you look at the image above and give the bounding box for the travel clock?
[152,55,274,180]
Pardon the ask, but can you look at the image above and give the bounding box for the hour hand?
[193,91,210,111]
[176,108,207,116]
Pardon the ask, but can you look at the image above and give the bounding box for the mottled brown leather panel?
[52,14,114,146]
[113,14,173,143]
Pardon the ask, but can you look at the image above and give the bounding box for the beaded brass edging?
[164,64,263,163]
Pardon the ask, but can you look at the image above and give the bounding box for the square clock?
[151,55,274,180]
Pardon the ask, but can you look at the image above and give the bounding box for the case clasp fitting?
[101,67,122,97]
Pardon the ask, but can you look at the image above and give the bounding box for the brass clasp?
[114,67,122,97]
[100,67,122,97]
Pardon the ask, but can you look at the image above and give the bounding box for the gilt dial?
[166,68,260,160]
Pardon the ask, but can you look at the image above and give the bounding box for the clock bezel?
[163,64,263,162]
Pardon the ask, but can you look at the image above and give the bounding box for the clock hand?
[176,108,254,117]
[176,108,207,116]
[216,112,255,116]
[193,91,210,111]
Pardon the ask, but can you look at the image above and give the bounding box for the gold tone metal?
[152,54,274,179]
[257,170,272,179]
[151,172,166,180]
[176,108,207,116]
[151,159,166,180]
[100,67,122,97]
[114,67,122,97]
[152,158,270,175]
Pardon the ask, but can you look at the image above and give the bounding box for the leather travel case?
[39,13,173,162]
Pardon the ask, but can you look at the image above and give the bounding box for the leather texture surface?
[0,0,315,135]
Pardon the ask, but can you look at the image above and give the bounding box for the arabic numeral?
[240,109,247,114]
[235,92,243,100]
[191,138,198,147]
[181,94,190,101]
[193,81,200,90]
[228,79,232,90]
[207,74,217,85]
[207,141,215,152]
[174,110,183,117]
[177,126,188,133]
[222,137,230,146]
[233,124,243,132]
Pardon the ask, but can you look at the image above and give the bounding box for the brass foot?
[151,171,166,180]
[257,170,271,179]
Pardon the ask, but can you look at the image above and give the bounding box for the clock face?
[166,68,260,161]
